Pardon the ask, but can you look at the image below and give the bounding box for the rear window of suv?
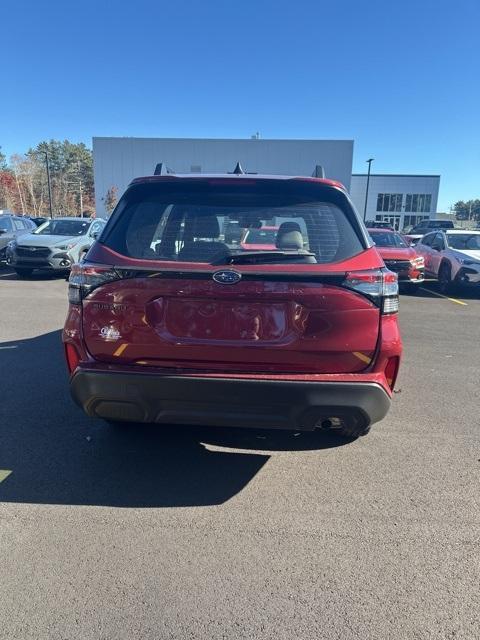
[102,180,365,265]
[424,221,454,229]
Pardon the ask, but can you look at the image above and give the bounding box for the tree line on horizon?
[0,140,118,218]
[1,141,478,221]
[452,199,480,221]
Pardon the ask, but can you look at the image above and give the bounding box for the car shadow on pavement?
[0,330,351,508]
[402,281,479,301]
[0,270,67,281]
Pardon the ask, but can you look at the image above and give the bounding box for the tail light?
[342,268,399,314]
[68,262,121,304]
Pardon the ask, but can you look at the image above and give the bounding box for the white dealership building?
[92,137,440,229]
[350,173,441,231]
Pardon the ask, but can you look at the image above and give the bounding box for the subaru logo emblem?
[212,270,242,285]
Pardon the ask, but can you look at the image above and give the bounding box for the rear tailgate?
[82,177,381,374]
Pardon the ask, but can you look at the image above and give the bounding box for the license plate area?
[145,297,304,345]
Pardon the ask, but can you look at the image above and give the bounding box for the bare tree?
[103,186,118,215]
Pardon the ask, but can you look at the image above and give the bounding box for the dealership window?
[375,214,401,230]
[405,193,432,213]
[376,194,403,212]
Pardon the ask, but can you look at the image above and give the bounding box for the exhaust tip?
[317,417,344,430]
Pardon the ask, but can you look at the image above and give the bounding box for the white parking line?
[419,287,468,306]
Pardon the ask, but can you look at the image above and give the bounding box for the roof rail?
[230,162,245,175]
[154,162,174,176]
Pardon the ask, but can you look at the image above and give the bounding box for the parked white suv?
[416,230,480,292]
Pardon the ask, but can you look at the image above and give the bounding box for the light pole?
[66,178,83,217]
[66,164,84,217]
[363,158,374,221]
[35,149,53,218]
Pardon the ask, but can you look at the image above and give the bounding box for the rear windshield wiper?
[211,251,317,265]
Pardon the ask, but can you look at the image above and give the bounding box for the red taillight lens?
[68,262,121,304]
[65,343,80,374]
[342,268,399,314]
[384,356,400,390]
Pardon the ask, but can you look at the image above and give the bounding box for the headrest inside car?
[276,222,303,250]
[192,215,220,238]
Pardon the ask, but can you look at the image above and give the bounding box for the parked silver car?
[7,217,106,277]
[0,213,37,264]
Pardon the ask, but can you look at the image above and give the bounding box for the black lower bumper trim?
[454,268,480,286]
[70,370,391,431]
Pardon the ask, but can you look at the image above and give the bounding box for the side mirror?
[92,231,100,240]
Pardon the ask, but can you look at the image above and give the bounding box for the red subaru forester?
[63,173,402,439]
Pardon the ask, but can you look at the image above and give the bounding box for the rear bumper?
[70,368,392,431]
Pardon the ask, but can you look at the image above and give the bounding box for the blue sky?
[1,0,479,210]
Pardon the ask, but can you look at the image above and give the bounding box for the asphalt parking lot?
[1,270,479,640]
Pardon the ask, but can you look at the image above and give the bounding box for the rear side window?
[420,233,435,247]
[432,233,445,249]
[103,181,364,265]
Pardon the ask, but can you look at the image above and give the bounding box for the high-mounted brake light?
[207,179,258,186]
[342,268,399,314]
[68,262,121,305]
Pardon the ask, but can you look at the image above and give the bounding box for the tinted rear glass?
[370,231,408,248]
[243,228,278,244]
[102,181,364,265]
